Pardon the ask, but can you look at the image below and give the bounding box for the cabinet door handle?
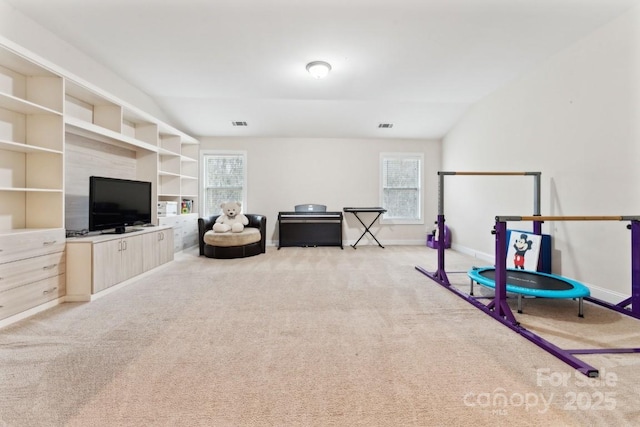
[123,241,127,251]
[43,287,58,295]
[43,264,58,270]
[43,240,57,246]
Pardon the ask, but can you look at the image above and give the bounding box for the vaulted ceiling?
[5,0,638,139]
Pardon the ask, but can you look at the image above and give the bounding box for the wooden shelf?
[0,93,62,115]
[65,116,158,153]
[0,187,63,192]
[0,140,63,155]
[158,147,181,156]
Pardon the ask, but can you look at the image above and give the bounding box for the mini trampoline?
[468,267,591,316]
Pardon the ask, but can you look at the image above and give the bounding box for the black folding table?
[343,207,387,248]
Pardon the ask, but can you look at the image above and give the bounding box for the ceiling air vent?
[231,121,248,127]
[378,123,394,129]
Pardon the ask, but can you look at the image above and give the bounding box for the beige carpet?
[1,245,640,426]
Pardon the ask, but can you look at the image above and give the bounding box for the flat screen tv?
[89,176,152,233]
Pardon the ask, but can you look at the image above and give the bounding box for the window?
[201,151,247,217]
[380,152,423,224]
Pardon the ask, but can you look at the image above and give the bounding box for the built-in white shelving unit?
[64,79,200,223]
[0,38,200,326]
[0,44,66,326]
[0,47,65,232]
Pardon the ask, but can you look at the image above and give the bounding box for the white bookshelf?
[0,39,199,325]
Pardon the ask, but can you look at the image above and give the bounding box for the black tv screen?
[89,176,152,232]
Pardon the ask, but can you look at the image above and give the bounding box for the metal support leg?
[518,294,523,314]
[579,298,584,318]
[492,221,518,325]
[350,212,385,249]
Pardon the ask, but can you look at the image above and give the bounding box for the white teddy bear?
[213,201,249,233]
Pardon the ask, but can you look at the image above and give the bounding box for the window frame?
[200,150,248,217]
[379,152,424,225]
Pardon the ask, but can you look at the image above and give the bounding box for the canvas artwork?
[506,231,542,271]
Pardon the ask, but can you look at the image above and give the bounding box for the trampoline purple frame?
[415,171,640,377]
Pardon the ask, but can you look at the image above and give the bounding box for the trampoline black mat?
[478,269,573,291]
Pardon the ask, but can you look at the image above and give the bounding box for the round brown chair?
[198,214,266,259]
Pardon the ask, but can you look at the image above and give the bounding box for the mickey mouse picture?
[513,233,533,270]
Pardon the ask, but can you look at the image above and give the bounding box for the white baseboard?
[451,243,494,264]
[268,239,427,247]
[66,259,175,303]
[0,297,65,330]
[584,284,629,305]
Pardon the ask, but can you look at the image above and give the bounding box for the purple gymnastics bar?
[491,215,640,377]
[418,212,640,377]
[494,215,640,320]
[415,171,640,377]
[417,171,542,287]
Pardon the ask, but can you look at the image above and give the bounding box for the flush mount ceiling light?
[306,61,332,79]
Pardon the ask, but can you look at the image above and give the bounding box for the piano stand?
[343,207,387,249]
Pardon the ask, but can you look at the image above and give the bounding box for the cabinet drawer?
[173,235,183,252]
[183,220,198,234]
[181,216,198,249]
[0,274,66,320]
[159,216,179,228]
[0,229,65,263]
[182,232,198,249]
[0,251,65,293]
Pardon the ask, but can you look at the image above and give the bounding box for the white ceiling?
[5,0,638,139]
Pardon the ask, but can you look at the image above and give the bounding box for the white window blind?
[380,153,423,224]
[202,152,246,217]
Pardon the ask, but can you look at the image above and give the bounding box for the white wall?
[442,6,640,301]
[0,0,170,123]
[199,137,441,246]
